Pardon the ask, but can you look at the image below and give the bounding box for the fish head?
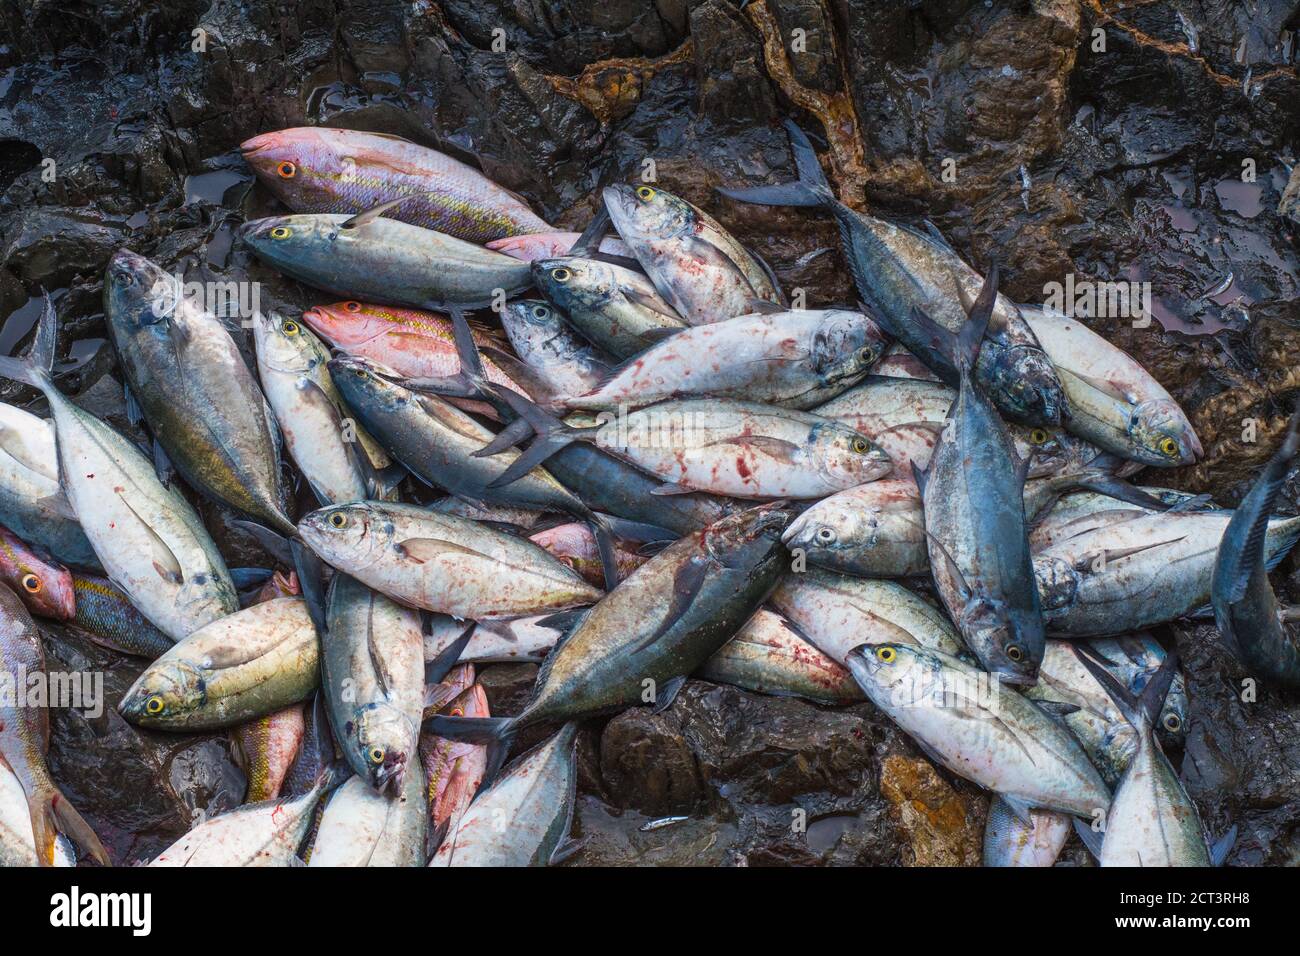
[104,248,183,329]
[532,257,614,310]
[251,310,325,376]
[239,214,343,278]
[782,499,876,561]
[810,422,893,488]
[240,128,342,209]
[349,702,415,796]
[1129,398,1202,466]
[986,344,1068,426]
[1011,425,1095,476]
[501,299,564,357]
[0,530,75,620]
[119,657,207,727]
[703,503,791,571]
[844,642,940,707]
[603,184,693,242]
[329,353,415,418]
[1033,555,1080,614]
[960,601,1041,686]
[811,310,889,384]
[300,300,393,348]
[298,502,391,572]
[1156,670,1189,748]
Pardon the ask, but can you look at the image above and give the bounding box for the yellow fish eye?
[369,747,385,764]
[282,320,299,336]
[328,511,349,529]
[636,185,656,201]
[20,573,40,593]
[146,696,165,715]
[1029,428,1050,445]
[551,268,571,282]
[852,437,870,454]
[876,646,896,663]
[270,226,292,240]
[1158,436,1179,457]
[1006,644,1025,663]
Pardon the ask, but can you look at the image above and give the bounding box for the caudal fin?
[0,291,57,391]
[422,714,516,793]
[716,120,835,208]
[1072,643,1179,735]
[481,388,595,489]
[30,786,109,866]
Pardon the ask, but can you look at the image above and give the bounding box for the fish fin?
[909,459,929,496]
[922,219,958,254]
[1072,817,1105,860]
[569,205,612,256]
[745,298,786,315]
[291,538,328,637]
[482,387,593,488]
[906,305,960,371]
[152,439,174,486]
[341,195,413,229]
[998,794,1036,828]
[742,243,786,307]
[1071,471,1172,512]
[584,511,622,590]
[650,482,695,496]
[532,608,589,633]
[717,182,825,207]
[549,836,585,865]
[395,537,492,564]
[29,787,109,866]
[116,494,183,584]
[228,566,274,588]
[1073,642,1178,733]
[597,514,675,544]
[33,493,78,520]
[124,383,143,428]
[637,540,673,557]
[631,556,709,653]
[589,251,647,272]
[711,434,803,464]
[622,286,682,322]
[716,120,834,208]
[1225,411,1300,603]
[1168,494,1214,514]
[425,621,475,685]
[474,416,536,459]
[955,263,998,375]
[902,515,972,604]
[1074,536,1186,572]
[421,715,515,794]
[0,292,56,390]
[1210,825,1237,867]
[651,675,687,714]
[232,520,295,566]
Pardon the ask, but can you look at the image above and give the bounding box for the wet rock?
[879,754,983,866]
[690,1,778,131]
[0,208,125,289]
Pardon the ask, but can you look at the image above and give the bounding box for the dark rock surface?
[4,0,1300,865]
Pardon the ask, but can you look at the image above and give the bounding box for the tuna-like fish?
[119,597,319,731]
[0,296,238,642]
[241,127,551,241]
[499,300,615,400]
[297,501,603,619]
[104,250,295,534]
[531,256,687,358]
[604,184,784,325]
[239,212,532,311]
[561,310,886,411]
[719,121,1067,426]
[0,525,75,621]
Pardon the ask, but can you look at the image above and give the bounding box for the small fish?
[308,763,427,867]
[241,127,551,242]
[231,705,307,804]
[499,299,615,400]
[119,597,320,731]
[529,522,648,587]
[983,800,1072,868]
[639,816,689,832]
[531,256,687,358]
[604,184,784,325]
[0,752,74,866]
[421,675,489,851]
[67,573,175,659]
[488,232,630,261]
[0,524,75,621]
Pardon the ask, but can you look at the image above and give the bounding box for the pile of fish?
[0,119,1292,868]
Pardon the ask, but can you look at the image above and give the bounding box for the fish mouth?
[990,665,1039,687]
[239,132,279,157]
[373,757,407,796]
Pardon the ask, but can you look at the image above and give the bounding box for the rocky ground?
[3,0,1300,865]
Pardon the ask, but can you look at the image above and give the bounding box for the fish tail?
[0,291,57,390]
[422,714,516,793]
[955,263,998,375]
[585,511,622,591]
[1072,643,1178,735]
[481,387,591,489]
[716,120,835,208]
[1232,411,1300,594]
[1264,514,1300,574]
[29,785,110,866]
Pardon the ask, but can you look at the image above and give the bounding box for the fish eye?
[282,320,299,336]
[276,161,297,179]
[551,268,571,282]
[815,527,835,543]
[1006,644,1025,663]
[857,346,876,363]
[369,747,385,765]
[636,186,656,201]
[345,301,362,313]
[328,511,349,529]
[1163,713,1182,732]
[852,437,870,454]
[20,573,41,593]
[146,696,165,715]
[532,306,549,319]
[876,646,896,663]
[450,707,465,717]
[270,226,292,240]
[1158,436,1179,457]
[1030,428,1050,445]
[114,271,135,287]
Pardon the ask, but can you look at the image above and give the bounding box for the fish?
[768,569,966,663]
[300,300,524,393]
[252,311,392,505]
[423,613,569,664]
[529,522,648,587]
[1020,306,1201,466]
[0,525,75,621]
[118,597,319,731]
[231,704,307,804]
[1034,508,1300,636]
[0,296,238,642]
[421,677,490,849]
[66,573,175,659]
[697,608,863,704]
[718,121,1067,427]
[241,127,551,242]
[320,573,425,796]
[149,768,339,866]
[296,501,603,619]
[1211,411,1300,689]
[560,310,887,411]
[104,250,295,535]
[499,299,615,400]
[603,184,784,325]
[0,582,109,865]
[983,801,1073,868]
[429,723,580,867]
[489,232,630,261]
[844,642,1111,822]
[812,376,1100,479]
[281,693,337,799]
[531,256,687,358]
[0,752,74,866]
[1088,634,1189,751]
[308,762,428,867]
[1028,486,1207,551]
[424,505,788,764]
[329,357,624,586]
[488,390,892,501]
[239,212,532,311]
[913,269,1046,684]
[0,401,99,569]
[1072,646,1216,866]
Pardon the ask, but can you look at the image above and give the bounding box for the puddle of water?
[806,813,862,855]
[58,337,106,372]
[1158,202,1198,232]
[0,293,62,356]
[183,169,251,206]
[1215,178,1265,218]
